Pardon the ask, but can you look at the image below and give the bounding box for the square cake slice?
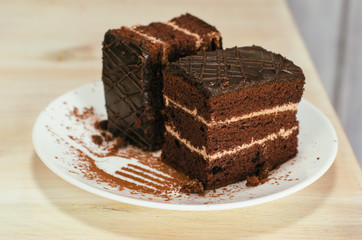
[162,46,305,189]
[102,13,222,151]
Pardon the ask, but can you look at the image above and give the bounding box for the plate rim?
[32,81,339,211]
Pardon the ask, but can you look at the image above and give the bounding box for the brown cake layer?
[102,13,222,151]
[134,23,197,62]
[169,13,222,51]
[162,130,298,189]
[163,72,304,122]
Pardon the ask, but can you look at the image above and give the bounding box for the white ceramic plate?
[33,81,338,211]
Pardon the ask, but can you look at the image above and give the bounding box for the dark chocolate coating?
[102,30,158,150]
[166,46,305,98]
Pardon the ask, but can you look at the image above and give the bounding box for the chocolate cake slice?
[102,13,222,151]
[162,46,305,189]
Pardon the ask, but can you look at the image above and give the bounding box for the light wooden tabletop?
[1,0,361,239]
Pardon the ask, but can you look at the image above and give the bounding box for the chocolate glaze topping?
[166,46,305,98]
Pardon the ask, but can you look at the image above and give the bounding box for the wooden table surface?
[1,0,361,239]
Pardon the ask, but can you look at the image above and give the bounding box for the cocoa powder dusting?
[63,107,193,200]
[69,106,95,120]
[73,146,191,199]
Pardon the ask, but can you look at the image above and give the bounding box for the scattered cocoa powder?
[71,147,193,200]
[70,107,94,120]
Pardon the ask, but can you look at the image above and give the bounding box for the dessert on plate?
[101,14,305,190]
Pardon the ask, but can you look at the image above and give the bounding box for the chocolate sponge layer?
[162,130,298,189]
[163,72,304,122]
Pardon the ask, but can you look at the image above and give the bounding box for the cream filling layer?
[165,124,298,161]
[164,95,298,126]
[164,21,203,48]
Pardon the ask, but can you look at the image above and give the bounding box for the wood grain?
[0,0,361,239]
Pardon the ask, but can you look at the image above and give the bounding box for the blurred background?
[288,0,361,166]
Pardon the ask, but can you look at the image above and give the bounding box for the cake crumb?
[246,175,261,187]
[94,120,108,131]
[181,179,205,195]
[246,175,270,187]
[91,135,103,145]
